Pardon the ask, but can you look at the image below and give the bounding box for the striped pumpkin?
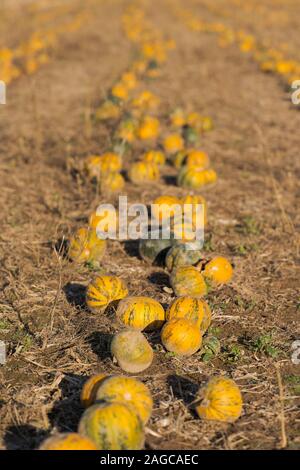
[80,373,109,408]
[78,402,144,450]
[161,318,202,356]
[165,243,203,272]
[95,376,153,424]
[196,376,243,423]
[166,296,211,333]
[116,296,165,331]
[99,172,125,193]
[68,227,106,269]
[170,266,208,297]
[128,161,160,184]
[177,166,217,189]
[110,330,153,373]
[86,275,128,313]
[40,433,97,450]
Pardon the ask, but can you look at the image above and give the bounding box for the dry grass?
[0,0,299,450]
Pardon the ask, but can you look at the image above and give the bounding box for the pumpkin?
[99,172,125,193]
[68,227,106,268]
[81,373,109,408]
[128,161,159,184]
[84,155,102,180]
[78,402,144,450]
[115,118,137,143]
[110,330,153,373]
[177,166,217,189]
[116,296,165,331]
[95,100,121,121]
[170,108,186,128]
[40,433,97,450]
[137,116,160,140]
[161,318,202,356]
[163,133,184,155]
[186,111,203,129]
[165,243,203,272]
[142,150,166,166]
[184,150,210,170]
[111,82,129,101]
[121,71,138,90]
[170,266,208,297]
[99,152,122,174]
[181,194,207,227]
[139,237,172,265]
[131,90,160,112]
[152,195,182,224]
[203,256,233,285]
[86,275,128,312]
[195,376,243,423]
[89,206,118,237]
[95,376,153,424]
[166,296,211,333]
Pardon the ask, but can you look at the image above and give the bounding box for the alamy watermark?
[0,341,6,365]
[291,340,300,365]
[0,81,6,105]
[291,80,300,105]
[93,196,205,249]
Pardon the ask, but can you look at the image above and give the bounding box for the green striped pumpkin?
[86,275,128,312]
[166,296,211,333]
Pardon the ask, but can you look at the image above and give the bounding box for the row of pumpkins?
[39,3,243,451]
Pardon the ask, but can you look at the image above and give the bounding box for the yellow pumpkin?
[40,433,97,450]
[161,318,202,356]
[110,330,153,373]
[152,195,182,224]
[186,111,203,129]
[170,266,208,297]
[111,82,129,101]
[185,150,210,170]
[203,256,233,285]
[195,376,243,423]
[100,152,122,173]
[170,108,186,128]
[163,133,184,154]
[86,275,128,313]
[131,90,160,111]
[89,207,118,236]
[137,116,160,140]
[115,118,137,143]
[95,100,121,121]
[95,376,153,424]
[68,227,106,268]
[80,373,109,408]
[116,296,165,331]
[177,166,217,189]
[128,161,160,184]
[142,150,166,166]
[166,296,211,333]
[99,172,125,193]
[78,402,144,450]
[181,194,207,227]
[121,71,138,90]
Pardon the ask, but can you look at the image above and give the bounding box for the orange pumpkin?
[128,161,159,184]
[203,256,233,285]
[166,296,211,333]
[80,373,109,408]
[161,318,202,356]
[163,133,184,154]
[152,195,182,224]
[40,433,97,450]
[86,275,128,312]
[137,116,160,140]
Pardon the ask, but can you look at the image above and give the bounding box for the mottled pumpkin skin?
[116,296,165,331]
[170,266,208,297]
[161,318,202,356]
[152,195,182,224]
[80,374,109,408]
[86,275,128,312]
[166,296,211,333]
[139,238,172,265]
[196,376,243,423]
[68,227,106,268]
[128,161,160,184]
[177,166,217,189]
[40,433,97,450]
[111,331,153,373]
[96,376,153,424]
[203,257,233,285]
[78,402,144,450]
[165,244,203,272]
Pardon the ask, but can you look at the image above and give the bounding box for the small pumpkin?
[80,374,109,408]
[161,318,202,356]
[128,161,159,184]
[68,227,106,268]
[165,243,203,272]
[121,71,138,90]
[142,150,166,166]
[84,155,102,180]
[86,275,128,313]
[116,296,165,331]
[139,237,172,265]
[99,152,122,174]
[181,194,207,227]
[95,100,121,121]
[177,166,217,189]
[110,330,153,373]
[195,376,243,423]
[184,150,210,170]
[111,82,129,101]
[95,376,153,424]
[40,433,97,450]
[99,172,125,193]
[131,90,160,112]
[170,266,208,297]
[163,133,184,155]
[152,195,182,224]
[137,116,160,140]
[166,296,211,333]
[170,108,186,128]
[78,402,144,450]
[203,256,233,285]
[115,118,137,143]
